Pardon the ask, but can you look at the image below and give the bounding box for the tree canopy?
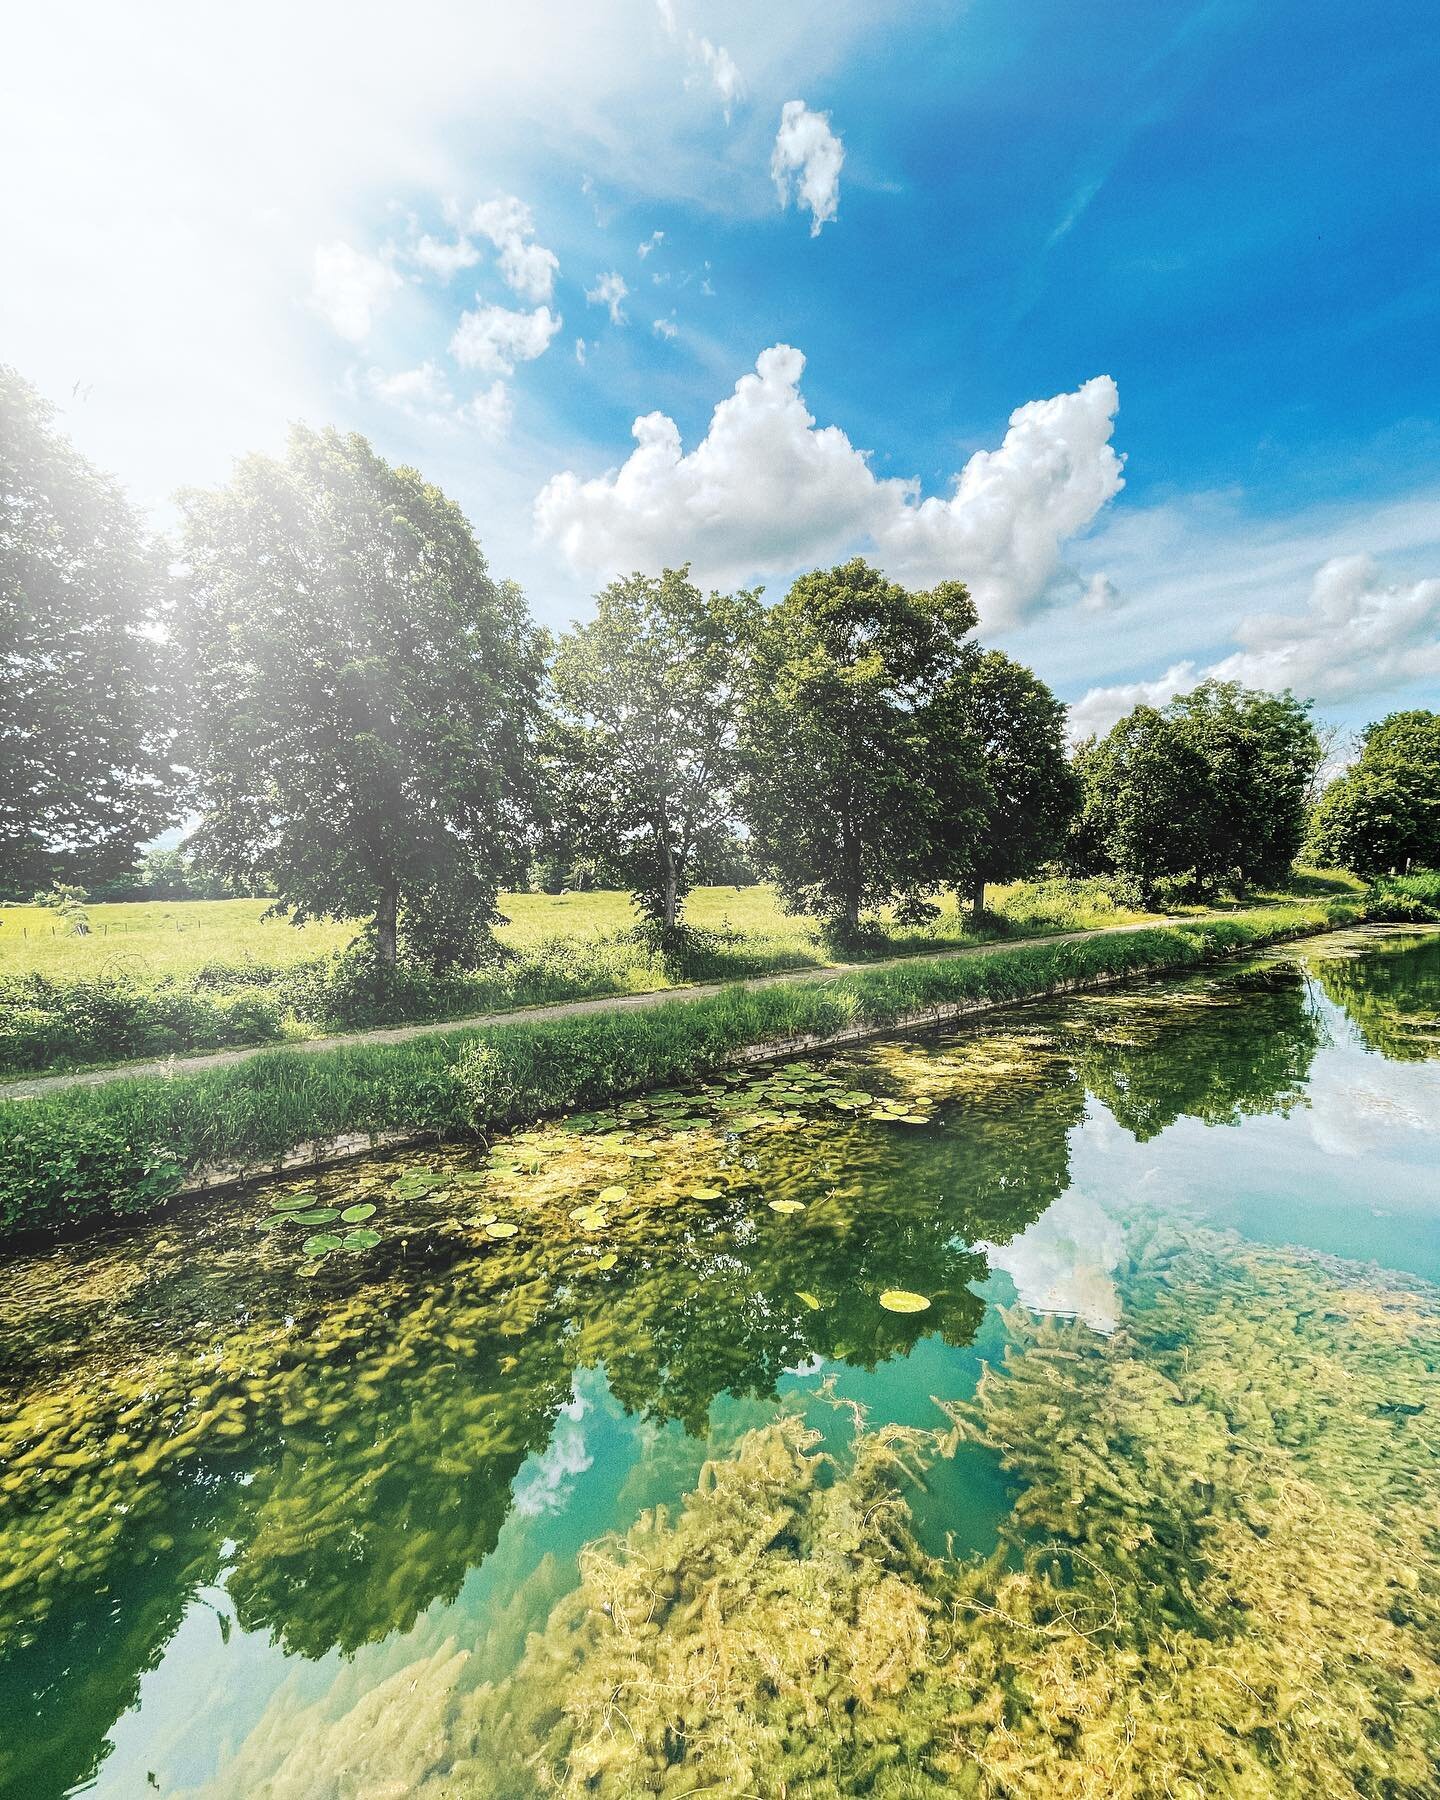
[920,649,1078,917]
[1307,710,1440,875]
[0,366,176,892]
[1073,681,1320,903]
[739,560,978,934]
[177,426,543,967]
[547,568,759,931]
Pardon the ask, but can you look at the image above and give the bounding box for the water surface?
[1,926,1437,1796]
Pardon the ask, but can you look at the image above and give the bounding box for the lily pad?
[302,1232,344,1256]
[484,1221,519,1239]
[342,1228,381,1249]
[340,1203,376,1223]
[272,1192,318,1210]
[290,1208,340,1225]
[597,1184,629,1203]
[796,1291,822,1309]
[688,1186,725,1200]
[879,1289,931,1313]
[595,1251,618,1269]
[768,1199,806,1214]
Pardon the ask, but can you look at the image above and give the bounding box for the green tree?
[0,367,176,891]
[1307,710,1440,875]
[920,650,1079,919]
[547,568,760,932]
[1074,681,1320,903]
[1071,707,1219,905]
[177,427,543,969]
[1167,681,1320,886]
[739,559,977,935]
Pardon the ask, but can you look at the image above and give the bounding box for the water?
[1,926,1436,1797]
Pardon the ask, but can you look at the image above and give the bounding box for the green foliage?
[1363,868,1440,923]
[0,971,285,1075]
[0,368,178,895]
[176,426,544,968]
[740,559,979,933]
[920,648,1079,914]
[548,567,760,931]
[1308,709,1440,875]
[0,903,1351,1236]
[1073,680,1321,902]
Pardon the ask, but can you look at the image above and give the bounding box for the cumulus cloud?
[586,270,629,324]
[310,241,401,342]
[1079,571,1122,613]
[637,229,665,259]
[534,343,1123,618]
[449,301,561,375]
[467,195,559,303]
[771,100,844,235]
[1070,554,1440,737]
[363,361,511,438]
[652,313,678,339]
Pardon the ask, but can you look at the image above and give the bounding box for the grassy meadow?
[0,880,1153,988]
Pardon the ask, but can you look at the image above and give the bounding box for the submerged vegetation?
[0,902,1355,1237]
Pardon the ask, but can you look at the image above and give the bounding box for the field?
[0,881,1152,986]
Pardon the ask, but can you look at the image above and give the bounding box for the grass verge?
[0,901,1359,1242]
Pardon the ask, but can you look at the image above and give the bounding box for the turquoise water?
[0,925,1435,1797]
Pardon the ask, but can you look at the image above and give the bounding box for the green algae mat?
[1,926,1437,1798]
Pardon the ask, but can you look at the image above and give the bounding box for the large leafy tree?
[177,427,543,968]
[1071,707,1220,905]
[740,559,977,934]
[1167,681,1320,886]
[547,568,760,932]
[1307,709,1440,874]
[920,649,1079,918]
[1074,681,1320,903]
[0,367,177,892]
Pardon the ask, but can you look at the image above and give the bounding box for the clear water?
[1,926,1436,1797]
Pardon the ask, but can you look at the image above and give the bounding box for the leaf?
[796,1291,821,1310]
[768,1199,805,1214]
[900,1116,931,1125]
[597,1184,629,1203]
[340,1203,376,1222]
[879,1289,931,1313]
[595,1252,618,1269]
[302,1233,344,1256]
[291,1208,340,1225]
[688,1186,724,1200]
[342,1228,381,1249]
[258,1215,299,1230]
[272,1192,317,1210]
[485,1221,519,1239]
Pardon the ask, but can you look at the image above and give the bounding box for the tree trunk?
[375,882,399,967]
[660,838,679,930]
[845,889,861,934]
[970,876,986,923]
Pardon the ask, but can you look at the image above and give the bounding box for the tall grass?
[0,902,1355,1240]
[1363,870,1440,922]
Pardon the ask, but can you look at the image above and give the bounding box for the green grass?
[0,880,1154,984]
[0,900,1359,1241]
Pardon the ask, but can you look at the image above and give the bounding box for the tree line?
[4,366,1436,966]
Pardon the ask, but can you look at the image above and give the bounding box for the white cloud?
[533,343,1123,619]
[1079,571,1122,613]
[586,270,629,324]
[310,241,401,343]
[771,100,844,235]
[696,37,742,121]
[363,360,511,438]
[652,313,678,339]
[1069,554,1440,737]
[575,337,588,365]
[467,195,558,303]
[637,229,665,259]
[449,301,561,375]
[655,0,677,36]
[410,231,480,280]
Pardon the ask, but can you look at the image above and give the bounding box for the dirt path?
[0,918,1187,1102]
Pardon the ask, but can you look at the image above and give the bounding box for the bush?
[0,903,1353,1239]
[1363,870,1440,922]
[0,972,283,1075]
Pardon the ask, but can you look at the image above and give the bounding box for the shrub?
[1363,870,1440,923]
[0,972,283,1075]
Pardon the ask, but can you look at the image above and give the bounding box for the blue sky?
[4,0,1438,734]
